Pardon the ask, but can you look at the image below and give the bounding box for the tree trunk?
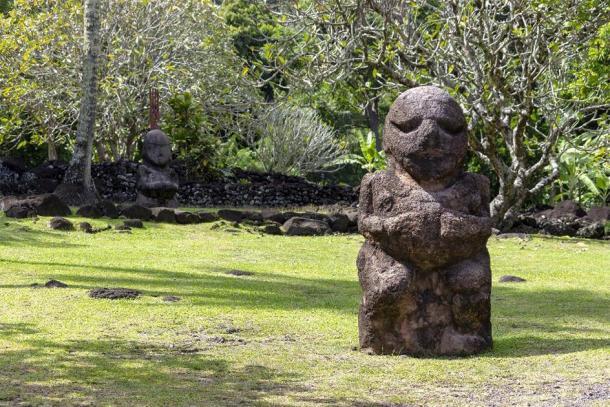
[364,98,381,152]
[95,140,108,162]
[47,138,58,162]
[55,0,102,205]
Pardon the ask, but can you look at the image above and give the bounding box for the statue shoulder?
[461,172,491,216]
[359,171,394,210]
[359,171,389,191]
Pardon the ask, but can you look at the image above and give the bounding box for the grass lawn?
[0,213,608,406]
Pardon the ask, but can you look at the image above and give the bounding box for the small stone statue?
[136,129,179,208]
[357,86,493,356]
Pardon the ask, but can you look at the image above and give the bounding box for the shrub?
[163,92,219,180]
[253,105,344,176]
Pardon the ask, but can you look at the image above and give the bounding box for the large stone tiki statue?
[357,86,493,356]
[136,129,179,208]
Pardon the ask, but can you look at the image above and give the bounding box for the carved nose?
[420,119,441,148]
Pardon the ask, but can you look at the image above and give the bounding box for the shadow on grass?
[0,324,415,406]
[0,223,86,249]
[488,285,610,357]
[1,259,608,360]
[0,323,309,406]
[0,259,361,313]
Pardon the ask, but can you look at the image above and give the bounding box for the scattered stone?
[89,288,141,300]
[584,206,610,223]
[79,222,93,233]
[98,200,120,219]
[261,224,282,235]
[136,129,179,207]
[115,225,132,232]
[507,224,538,235]
[226,270,254,277]
[76,204,103,219]
[341,208,359,230]
[576,222,606,239]
[45,279,68,288]
[261,209,289,224]
[123,219,144,229]
[242,211,263,223]
[120,204,152,221]
[283,217,331,236]
[544,200,587,220]
[5,205,35,218]
[328,213,350,233]
[499,275,527,283]
[538,218,580,237]
[175,211,199,225]
[357,86,492,356]
[2,194,71,218]
[217,209,247,222]
[163,295,182,302]
[81,223,112,234]
[48,216,74,231]
[300,212,331,223]
[151,207,176,223]
[197,212,219,223]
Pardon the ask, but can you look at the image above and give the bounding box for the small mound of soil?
[163,295,181,302]
[226,270,254,277]
[45,279,68,288]
[499,275,527,283]
[207,336,247,345]
[89,287,141,300]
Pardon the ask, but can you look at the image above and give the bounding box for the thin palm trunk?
[55,0,101,204]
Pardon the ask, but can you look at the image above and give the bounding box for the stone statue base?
[358,242,491,356]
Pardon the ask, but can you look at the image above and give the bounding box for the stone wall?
[0,159,357,207]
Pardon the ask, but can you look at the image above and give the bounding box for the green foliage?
[163,92,220,180]
[554,136,610,206]
[0,0,259,163]
[0,0,12,14]
[0,0,82,159]
[217,136,263,172]
[334,131,386,173]
[570,22,610,102]
[221,0,286,101]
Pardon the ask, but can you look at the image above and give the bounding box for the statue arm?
[358,174,423,241]
[358,174,385,239]
[440,209,492,240]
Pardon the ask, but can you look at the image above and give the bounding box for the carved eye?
[439,119,465,134]
[392,118,421,133]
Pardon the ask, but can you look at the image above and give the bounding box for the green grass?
[0,214,608,406]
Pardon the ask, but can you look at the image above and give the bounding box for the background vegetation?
[0,1,608,220]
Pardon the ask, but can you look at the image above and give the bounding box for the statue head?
[142,129,172,167]
[383,86,468,185]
